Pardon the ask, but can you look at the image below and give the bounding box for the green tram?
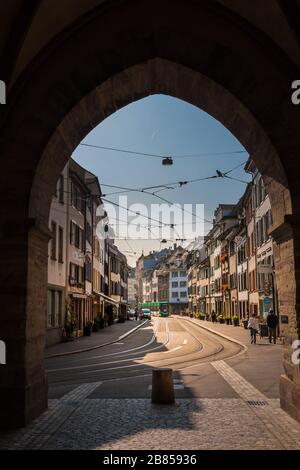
[140,301,169,317]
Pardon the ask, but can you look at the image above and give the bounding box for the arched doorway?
[0,0,299,428]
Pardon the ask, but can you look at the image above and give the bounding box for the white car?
[127,309,136,320]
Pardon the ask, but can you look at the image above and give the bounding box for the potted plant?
[83,321,93,336]
[225,315,231,325]
[233,315,239,326]
[63,297,78,341]
[218,314,225,324]
[93,316,100,332]
[99,315,105,329]
[105,305,114,326]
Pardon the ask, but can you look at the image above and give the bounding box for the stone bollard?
[151,368,175,404]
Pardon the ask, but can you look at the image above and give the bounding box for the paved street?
[1,316,300,450]
[46,316,243,399]
[45,319,148,358]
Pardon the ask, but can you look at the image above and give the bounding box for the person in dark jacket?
[266,309,278,344]
[134,307,139,321]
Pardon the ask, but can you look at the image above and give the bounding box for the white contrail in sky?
[150,130,157,141]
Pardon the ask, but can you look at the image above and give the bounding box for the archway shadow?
[46,317,202,449]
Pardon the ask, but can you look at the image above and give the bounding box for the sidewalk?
[45,319,146,358]
[181,317,278,346]
[181,316,284,399]
[1,316,299,450]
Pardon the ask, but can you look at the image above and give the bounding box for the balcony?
[68,276,84,289]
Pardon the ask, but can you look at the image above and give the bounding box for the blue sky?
[73,94,250,265]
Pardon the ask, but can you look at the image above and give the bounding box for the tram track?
[47,316,243,387]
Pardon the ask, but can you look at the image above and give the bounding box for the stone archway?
[0,0,299,428]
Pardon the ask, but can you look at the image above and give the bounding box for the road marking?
[182,318,247,356]
[86,321,161,360]
[212,360,300,450]
[163,346,182,354]
[117,320,148,340]
[45,320,149,359]
[48,319,170,374]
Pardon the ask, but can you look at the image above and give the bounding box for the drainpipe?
[271,268,280,337]
[65,167,70,326]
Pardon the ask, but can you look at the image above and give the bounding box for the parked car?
[127,308,135,320]
[140,308,151,320]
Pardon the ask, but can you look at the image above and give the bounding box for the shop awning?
[98,292,120,305]
[71,293,88,299]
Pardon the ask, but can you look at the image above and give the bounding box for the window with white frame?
[47,289,62,328]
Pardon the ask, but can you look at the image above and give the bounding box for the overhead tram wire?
[49,202,167,230]
[104,186,213,224]
[50,202,210,229]
[79,142,248,160]
[101,160,248,196]
[124,238,136,254]
[79,143,165,159]
[53,161,248,228]
[62,160,248,200]
[101,197,179,227]
[52,168,245,227]
[99,161,249,225]
[55,166,237,199]
[102,195,214,226]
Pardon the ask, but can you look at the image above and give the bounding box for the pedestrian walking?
[134,307,139,321]
[248,313,259,344]
[266,309,278,344]
[211,310,217,323]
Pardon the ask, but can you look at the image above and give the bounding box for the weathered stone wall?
[0,0,299,428]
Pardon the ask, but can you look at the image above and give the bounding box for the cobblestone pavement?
[1,319,299,450]
[1,361,300,450]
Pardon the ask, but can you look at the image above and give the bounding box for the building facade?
[127,267,137,307]
[47,159,128,346]
[186,159,277,324]
[47,165,68,346]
